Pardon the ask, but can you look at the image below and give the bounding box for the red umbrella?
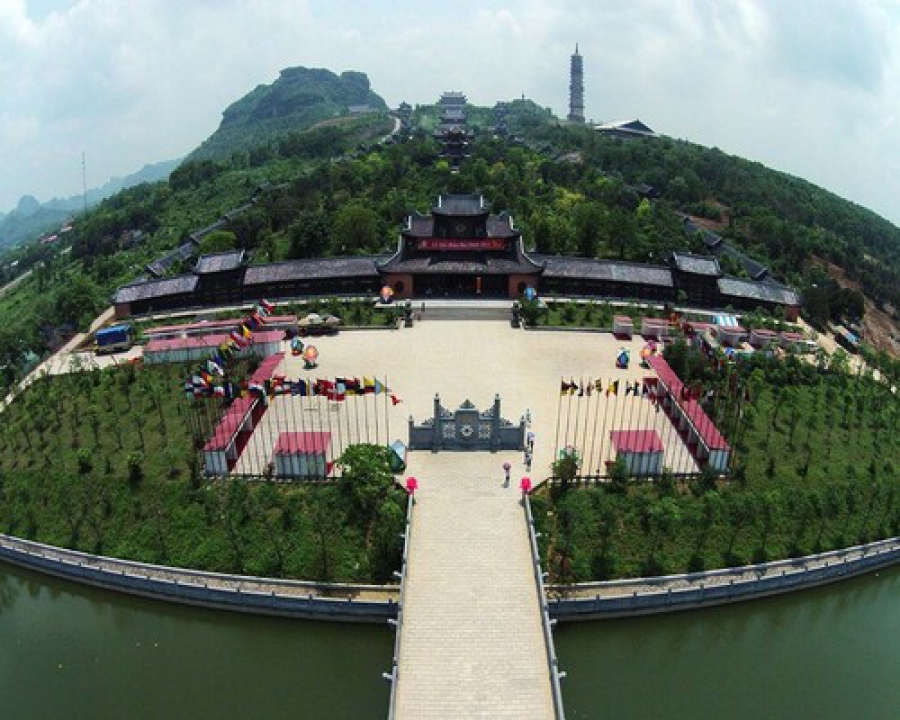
[520,477,532,495]
[405,476,418,495]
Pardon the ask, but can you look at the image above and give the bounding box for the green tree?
[337,444,395,530]
[198,230,238,255]
[331,203,380,253]
[288,209,331,259]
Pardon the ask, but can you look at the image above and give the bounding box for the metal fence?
[192,374,401,480]
[385,493,414,719]
[523,493,567,720]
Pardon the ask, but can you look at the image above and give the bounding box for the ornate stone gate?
[408,394,525,452]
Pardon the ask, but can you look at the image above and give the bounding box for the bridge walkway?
[394,452,555,719]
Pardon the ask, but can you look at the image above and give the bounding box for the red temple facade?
[379,193,543,299]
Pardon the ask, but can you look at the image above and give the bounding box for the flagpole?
[353,383,362,447]
[584,379,595,479]
[553,376,563,463]
[591,378,604,477]
[296,379,308,479]
[385,374,390,445]
[596,380,611,477]
[572,378,583,466]
[320,383,335,479]
[579,378,593,478]
[362,380,371,445]
[562,379,574,460]
[373,380,380,446]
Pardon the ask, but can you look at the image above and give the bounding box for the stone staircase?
[415,299,513,322]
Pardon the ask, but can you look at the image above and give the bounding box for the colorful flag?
[390,394,402,406]
[363,376,376,394]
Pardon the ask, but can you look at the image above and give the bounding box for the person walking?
[524,448,533,472]
[503,461,511,487]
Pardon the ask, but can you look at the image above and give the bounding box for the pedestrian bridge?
[391,452,559,719]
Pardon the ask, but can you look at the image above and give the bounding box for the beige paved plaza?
[236,320,696,479]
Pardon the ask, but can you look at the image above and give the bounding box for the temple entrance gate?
[407,394,525,452]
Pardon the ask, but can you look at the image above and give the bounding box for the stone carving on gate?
[408,394,525,452]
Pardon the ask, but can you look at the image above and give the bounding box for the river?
[2,561,897,719]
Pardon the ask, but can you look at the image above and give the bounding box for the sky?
[1,0,898,224]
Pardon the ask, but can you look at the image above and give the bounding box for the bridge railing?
[523,493,567,720]
[385,492,414,719]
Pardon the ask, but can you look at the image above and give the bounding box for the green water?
[2,561,898,719]
[556,565,900,720]
[0,561,391,720]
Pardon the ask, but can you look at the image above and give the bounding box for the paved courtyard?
[236,320,696,478]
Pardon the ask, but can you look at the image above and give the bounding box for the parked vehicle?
[95,324,134,354]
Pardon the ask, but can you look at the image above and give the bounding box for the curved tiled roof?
[379,252,542,275]
[194,250,246,274]
[536,256,674,287]
[243,256,383,285]
[718,277,800,306]
[114,275,199,304]
[432,194,488,216]
[671,252,722,277]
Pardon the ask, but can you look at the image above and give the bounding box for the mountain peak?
[191,66,387,161]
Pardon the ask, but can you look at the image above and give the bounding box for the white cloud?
[0,0,897,226]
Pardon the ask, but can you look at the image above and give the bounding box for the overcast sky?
[1,0,898,224]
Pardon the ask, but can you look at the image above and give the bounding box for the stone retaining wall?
[548,537,899,621]
[0,533,399,623]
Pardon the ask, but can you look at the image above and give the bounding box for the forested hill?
[188,67,388,162]
[520,124,899,323]
[0,159,180,251]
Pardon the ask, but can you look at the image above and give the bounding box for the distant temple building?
[595,119,657,139]
[568,45,585,123]
[434,92,473,168]
[493,102,509,137]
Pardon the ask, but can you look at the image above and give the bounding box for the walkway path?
[395,451,555,719]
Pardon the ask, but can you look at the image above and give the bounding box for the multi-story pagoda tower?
[567,44,585,123]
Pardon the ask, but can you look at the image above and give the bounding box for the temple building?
[112,191,801,320]
[379,194,543,298]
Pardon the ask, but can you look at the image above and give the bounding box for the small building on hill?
[595,119,657,139]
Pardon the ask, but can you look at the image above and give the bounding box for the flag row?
[187,375,402,405]
[189,299,276,390]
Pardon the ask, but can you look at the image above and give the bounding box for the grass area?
[0,364,406,583]
[535,355,899,582]
[526,300,672,330]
